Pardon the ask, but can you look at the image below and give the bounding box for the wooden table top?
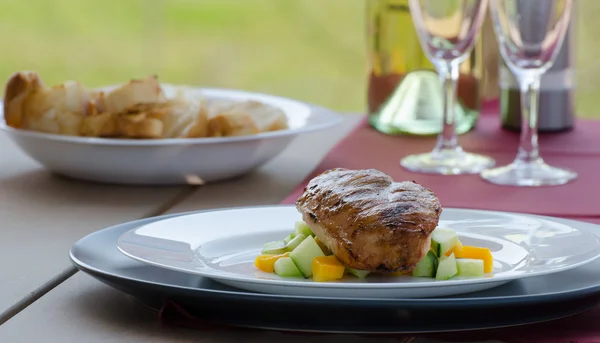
[0,133,190,317]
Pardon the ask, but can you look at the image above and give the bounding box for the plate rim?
[0,85,343,146]
[70,207,600,306]
[115,205,600,291]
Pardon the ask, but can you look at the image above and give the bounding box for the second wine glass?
[481,0,577,186]
[401,0,495,175]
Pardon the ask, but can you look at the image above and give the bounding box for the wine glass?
[401,0,495,175]
[481,0,577,186]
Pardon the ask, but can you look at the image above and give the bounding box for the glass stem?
[434,61,459,153]
[516,77,541,163]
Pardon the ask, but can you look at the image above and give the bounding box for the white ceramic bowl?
[0,85,342,185]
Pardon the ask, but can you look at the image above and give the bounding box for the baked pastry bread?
[3,71,289,139]
[207,100,289,137]
[80,78,209,139]
[4,71,93,136]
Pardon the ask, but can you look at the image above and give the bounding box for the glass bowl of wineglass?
[400,0,495,175]
[481,0,577,186]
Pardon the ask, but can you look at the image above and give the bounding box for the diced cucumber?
[285,234,306,252]
[283,233,296,244]
[456,258,485,277]
[431,227,460,257]
[411,251,438,278]
[435,253,458,280]
[289,235,325,278]
[261,240,287,255]
[295,221,315,237]
[430,241,440,257]
[273,257,303,277]
[346,267,371,279]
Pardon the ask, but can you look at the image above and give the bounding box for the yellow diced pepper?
[312,255,345,282]
[444,240,464,257]
[254,252,290,273]
[455,246,493,273]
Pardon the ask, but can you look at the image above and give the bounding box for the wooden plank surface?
[0,116,364,342]
[0,132,188,316]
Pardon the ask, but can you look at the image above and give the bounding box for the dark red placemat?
[159,300,600,343]
[281,111,600,218]
[429,304,600,343]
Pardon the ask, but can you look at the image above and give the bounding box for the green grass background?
[0,0,598,117]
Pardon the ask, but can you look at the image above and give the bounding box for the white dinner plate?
[116,206,600,298]
[0,86,341,185]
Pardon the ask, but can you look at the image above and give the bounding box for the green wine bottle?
[366,0,484,136]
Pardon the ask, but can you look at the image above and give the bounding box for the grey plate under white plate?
[71,209,600,334]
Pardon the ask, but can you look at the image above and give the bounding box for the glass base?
[400,148,495,175]
[480,159,577,187]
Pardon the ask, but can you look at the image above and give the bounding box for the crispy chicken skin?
[295,168,442,273]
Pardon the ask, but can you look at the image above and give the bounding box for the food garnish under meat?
[295,168,442,273]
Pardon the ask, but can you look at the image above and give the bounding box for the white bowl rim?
[0,85,344,146]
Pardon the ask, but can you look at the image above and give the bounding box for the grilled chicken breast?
[295,168,442,273]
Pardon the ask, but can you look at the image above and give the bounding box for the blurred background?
[1,0,599,117]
